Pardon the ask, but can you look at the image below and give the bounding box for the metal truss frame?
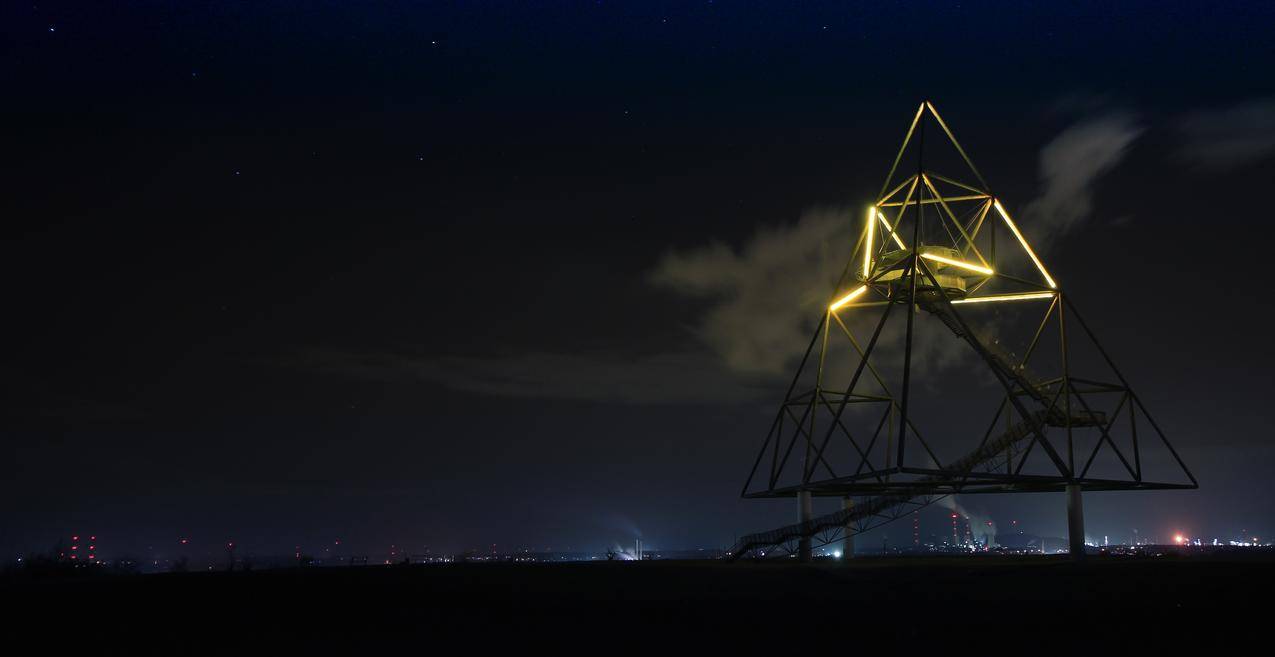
[730,102,1196,560]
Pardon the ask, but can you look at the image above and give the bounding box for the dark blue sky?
[3,1,1274,559]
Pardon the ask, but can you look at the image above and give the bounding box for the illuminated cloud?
[307,118,1147,405]
[1021,112,1144,249]
[649,207,974,384]
[1175,96,1275,170]
[649,207,856,376]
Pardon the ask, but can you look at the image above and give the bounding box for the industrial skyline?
[38,510,1267,576]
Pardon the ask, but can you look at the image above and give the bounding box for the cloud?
[1175,97,1275,170]
[308,207,979,405]
[1021,112,1144,248]
[649,207,976,387]
[649,207,856,376]
[305,348,770,405]
[306,114,1145,406]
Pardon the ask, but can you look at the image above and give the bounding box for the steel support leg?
[1066,484,1085,560]
[798,490,813,562]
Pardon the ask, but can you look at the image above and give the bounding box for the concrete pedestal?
[797,490,813,562]
[1066,484,1085,560]
[842,497,855,559]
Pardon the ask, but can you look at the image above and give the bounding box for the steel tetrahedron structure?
[728,101,1196,561]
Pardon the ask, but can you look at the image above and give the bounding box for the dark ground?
[5,555,1266,653]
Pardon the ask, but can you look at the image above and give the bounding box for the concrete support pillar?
[797,490,813,563]
[1066,484,1085,560]
[841,497,855,559]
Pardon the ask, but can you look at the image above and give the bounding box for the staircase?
[726,410,1047,560]
[923,300,1045,399]
[923,299,1101,426]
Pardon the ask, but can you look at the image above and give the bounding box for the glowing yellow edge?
[863,207,874,277]
[875,209,906,248]
[951,292,1056,304]
[829,285,868,311]
[919,252,993,276]
[993,200,1057,289]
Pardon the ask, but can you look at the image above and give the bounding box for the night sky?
[4,1,1275,560]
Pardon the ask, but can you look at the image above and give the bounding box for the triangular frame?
[732,102,1196,559]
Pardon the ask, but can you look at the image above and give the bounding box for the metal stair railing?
[726,410,1049,560]
[727,296,1106,561]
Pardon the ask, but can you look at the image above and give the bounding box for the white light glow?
[920,252,993,275]
[951,292,1056,305]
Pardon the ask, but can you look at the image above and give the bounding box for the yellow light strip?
[993,200,1056,289]
[920,252,993,276]
[876,209,907,249]
[879,194,988,207]
[951,292,1056,305]
[829,285,868,311]
[863,206,874,277]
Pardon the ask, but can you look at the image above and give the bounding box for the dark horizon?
[4,1,1275,560]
